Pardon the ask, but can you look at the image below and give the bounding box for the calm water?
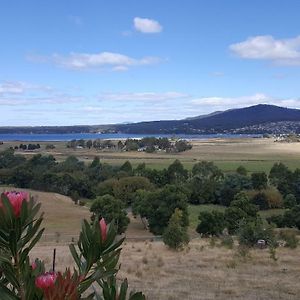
[0,133,262,142]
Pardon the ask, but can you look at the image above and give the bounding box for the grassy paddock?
[2,138,300,173]
[1,188,299,299]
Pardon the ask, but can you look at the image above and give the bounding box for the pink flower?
[31,261,37,270]
[99,218,107,242]
[35,272,57,290]
[1,191,29,217]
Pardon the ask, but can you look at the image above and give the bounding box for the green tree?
[251,172,268,190]
[224,192,259,233]
[236,165,247,176]
[167,159,188,184]
[113,176,153,205]
[196,210,226,236]
[86,139,93,149]
[90,194,130,234]
[284,194,297,209]
[120,160,133,175]
[163,208,189,250]
[133,185,189,235]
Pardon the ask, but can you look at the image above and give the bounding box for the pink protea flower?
[35,272,57,290]
[99,218,107,242]
[1,191,29,217]
[31,261,37,270]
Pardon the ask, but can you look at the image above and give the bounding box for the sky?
[1,0,300,126]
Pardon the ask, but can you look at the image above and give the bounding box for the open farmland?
[2,137,300,173]
[1,188,299,300]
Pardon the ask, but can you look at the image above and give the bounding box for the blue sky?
[1,0,300,126]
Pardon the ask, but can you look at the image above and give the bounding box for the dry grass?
[31,240,300,300]
[2,188,300,299]
[3,138,300,172]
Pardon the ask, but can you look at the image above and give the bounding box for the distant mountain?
[2,104,300,135]
[114,104,300,134]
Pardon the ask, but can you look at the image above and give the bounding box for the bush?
[196,210,226,236]
[284,194,297,209]
[90,194,130,234]
[237,219,276,247]
[279,229,299,248]
[163,209,189,250]
[0,191,145,299]
[224,192,259,234]
[248,188,283,209]
[220,235,234,249]
[268,205,300,229]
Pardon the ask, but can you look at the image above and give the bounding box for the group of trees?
[66,137,192,153]
[1,147,300,248]
[17,143,41,150]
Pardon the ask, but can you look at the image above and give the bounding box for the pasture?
[2,137,300,173]
[1,188,299,299]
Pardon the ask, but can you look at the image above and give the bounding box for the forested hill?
[115,104,300,134]
[1,104,300,134]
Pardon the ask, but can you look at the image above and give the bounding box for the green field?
[1,138,300,173]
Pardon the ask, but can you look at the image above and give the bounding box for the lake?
[0,133,262,142]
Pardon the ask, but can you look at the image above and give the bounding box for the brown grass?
[31,240,300,300]
[2,188,300,299]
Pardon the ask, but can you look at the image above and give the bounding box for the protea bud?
[35,272,57,290]
[1,191,29,217]
[99,218,107,242]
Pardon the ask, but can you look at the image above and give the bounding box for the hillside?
[115,104,300,134]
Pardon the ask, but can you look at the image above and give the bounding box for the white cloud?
[29,52,162,71]
[191,93,300,110]
[0,80,82,106]
[98,92,189,102]
[133,17,162,33]
[230,35,300,65]
[0,81,49,95]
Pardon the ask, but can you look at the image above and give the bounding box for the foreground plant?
[0,191,145,299]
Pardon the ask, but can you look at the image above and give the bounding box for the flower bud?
[35,272,57,290]
[99,218,107,242]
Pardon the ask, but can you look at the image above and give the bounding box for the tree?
[284,194,297,208]
[196,210,226,236]
[252,192,269,210]
[189,161,223,204]
[120,161,133,175]
[133,185,189,235]
[251,172,268,190]
[167,159,188,184]
[236,166,247,176]
[163,209,189,250]
[113,176,153,205]
[217,173,252,206]
[86,139,93,149]
[90,194,130,234]
[224,192,258,233]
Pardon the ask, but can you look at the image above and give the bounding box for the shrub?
[279,229,299,248]
[163,208,189,250]
[196,210,226,236]
[284,194,297,209]
[220,235,234,249]
[0,191,145,299]
[236,166,247,176]
[251,172,268,190]
[224,192,259,234]
[90,194,130,234]
[237,219,276,247]
[247,188,283,209]
[268,205,300,229]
